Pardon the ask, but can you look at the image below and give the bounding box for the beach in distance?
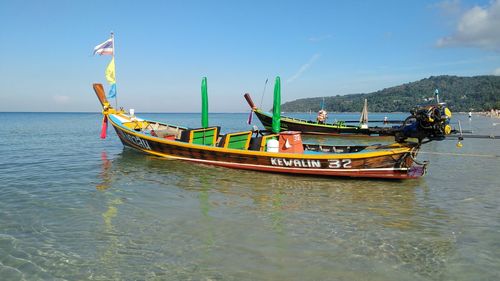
[0,112,499,280]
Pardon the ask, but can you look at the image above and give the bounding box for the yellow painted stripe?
[108,114,412,159]
[115,141,410,173]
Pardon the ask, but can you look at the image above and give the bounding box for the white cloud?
[308,35,332,42]
[286,54,321,84]
[437,0,500,51]
[53,95,70,104]
[494,68,500,75]
[434,0,462,17]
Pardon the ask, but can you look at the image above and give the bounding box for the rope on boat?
[410,146,428,166]
[419,151,499,158]
[258,78,269,108]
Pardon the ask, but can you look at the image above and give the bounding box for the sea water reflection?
[90,148,458,280]
[0,113,498,280]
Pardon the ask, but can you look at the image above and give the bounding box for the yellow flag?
[105,58,115,84]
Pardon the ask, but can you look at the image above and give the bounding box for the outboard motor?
[395,103,452,143]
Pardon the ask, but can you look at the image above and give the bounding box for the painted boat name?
[270,158,352,169]
[119,131,152,150]
[270,158,321,168]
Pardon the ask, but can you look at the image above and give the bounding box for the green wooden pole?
[272,76,281,133]
[201,77,208,128]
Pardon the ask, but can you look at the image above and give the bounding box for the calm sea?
[0,112,499,281]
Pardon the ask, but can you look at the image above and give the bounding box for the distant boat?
[91,77,453,179]
[245,93,403,137]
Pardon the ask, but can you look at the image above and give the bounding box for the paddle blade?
[93,83,109,106]
[100,115,108,139]
[244,93,256,109]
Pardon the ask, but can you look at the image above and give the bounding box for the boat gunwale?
[108,113,415,160]
[254,108,362,129]
[112,138,421,179]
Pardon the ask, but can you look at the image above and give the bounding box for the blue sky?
[1,0,499,112]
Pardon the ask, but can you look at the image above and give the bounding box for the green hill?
[281,75,500,112]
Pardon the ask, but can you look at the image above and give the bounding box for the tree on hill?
[280,75,500,112]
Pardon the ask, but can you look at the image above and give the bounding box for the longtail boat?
[244,93,410,136]
[93,77,453,180]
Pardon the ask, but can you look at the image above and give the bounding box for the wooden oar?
[341,120,404,124]
[419,151,499,158]
[447,134,499,139]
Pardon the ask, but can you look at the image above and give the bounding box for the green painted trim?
[227,134,249,149]
[192,128,217,145]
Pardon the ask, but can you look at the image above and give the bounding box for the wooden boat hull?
[108,114,424,179]
[253,109,371,135]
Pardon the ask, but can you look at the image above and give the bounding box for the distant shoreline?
[474,109,500,118]
[0,110,499,117]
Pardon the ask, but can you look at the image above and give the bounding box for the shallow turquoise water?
[0,112,499,280]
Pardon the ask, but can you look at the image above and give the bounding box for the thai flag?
[93,38,113,55]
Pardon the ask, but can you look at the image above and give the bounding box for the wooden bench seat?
[180,126,220,146]
[218,131,252,150]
